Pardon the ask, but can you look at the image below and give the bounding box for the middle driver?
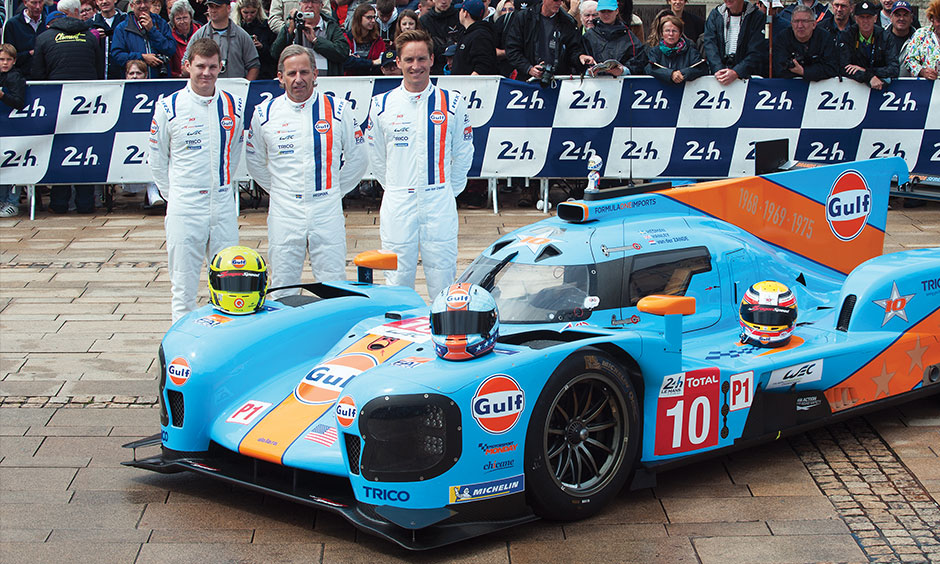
[247,45,368,295]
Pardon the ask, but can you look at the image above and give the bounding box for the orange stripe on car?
[238,334,411,464]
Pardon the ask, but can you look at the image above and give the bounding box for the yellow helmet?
[208,246,268,315]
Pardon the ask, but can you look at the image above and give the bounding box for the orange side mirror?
[637,295,696,316]
[354,250,398,271]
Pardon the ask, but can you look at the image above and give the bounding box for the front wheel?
[524,349,640,521]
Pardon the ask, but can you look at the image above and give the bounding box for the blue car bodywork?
[126,157,940,549]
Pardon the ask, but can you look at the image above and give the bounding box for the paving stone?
[0,436,42,457]
[146,529,254,544]
[0,541,141,563]
[0,408,56,428]
[140,500,314,530]
[694,534,867,563]
[665,521,770,538]
[561,522,667,540]
[36,436,141,468]
[25,425,113,437]
[509,537,698,564]
[0,467,77,491]
[0,381,65,397]
[0,530,52,542]
[0,456,90,468]
[48,408,158,427]
[0,490,74,503]
[661,496,837,523]
[47,528,152,543]
[587,493,667,524]
[0,503,144,529]
[766,518,850,535]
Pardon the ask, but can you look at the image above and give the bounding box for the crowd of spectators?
[3,0,938,84]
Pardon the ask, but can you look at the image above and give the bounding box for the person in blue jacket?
[111,0,175,77]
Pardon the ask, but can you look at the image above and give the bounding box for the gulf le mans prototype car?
[125,156,940,549]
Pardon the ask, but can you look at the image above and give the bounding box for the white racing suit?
[246,91,367,293]
[149,85,244,322]
[367,82,474,299]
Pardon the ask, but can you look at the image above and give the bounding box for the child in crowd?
[121,59,166,209]
[0,43,26,218]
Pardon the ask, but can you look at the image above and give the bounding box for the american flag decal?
[304,424,338,447]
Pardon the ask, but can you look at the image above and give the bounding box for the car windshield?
[458,256,593,324]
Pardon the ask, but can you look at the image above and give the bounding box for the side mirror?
[353,250,398,284]
[637,295,696,353]
[637,295,696,316]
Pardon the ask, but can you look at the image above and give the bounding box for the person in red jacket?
[168,0,200,77]
[344,3,386,74]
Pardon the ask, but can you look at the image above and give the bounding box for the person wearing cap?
[837,0,898,89]
[246,44,367,295]
[452,0,498,74]
[819,0,854,43]
[773,4,837,78]
[889,1,916,44]
[366,29,474,299]
[111,0,175,77]
[702,0,767,84]
[756,0,786,38]
[504,0,595,80]
[903,0,939,79]
[582,0,645,75]
[379,47,401,73]
[420,0,460,74]
[182,0,259,79]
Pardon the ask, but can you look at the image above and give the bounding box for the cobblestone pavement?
[1,197,938,563]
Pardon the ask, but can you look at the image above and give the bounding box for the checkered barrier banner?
[1,75,938,185]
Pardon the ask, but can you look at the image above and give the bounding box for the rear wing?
[660,157,909,276]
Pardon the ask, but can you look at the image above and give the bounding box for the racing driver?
[367,29,474,299]
[246,45,367,293]
[149,38,244,322]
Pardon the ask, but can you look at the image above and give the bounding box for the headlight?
[358,394,461,482]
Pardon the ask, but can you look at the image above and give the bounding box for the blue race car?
[125,156,940,549]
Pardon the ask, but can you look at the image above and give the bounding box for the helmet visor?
[431,310,497,337]
[210,270,265,294]
[741,304,794,328]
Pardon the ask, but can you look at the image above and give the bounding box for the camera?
[293,11,318,44]
[538,63,555,87]
[526,29,561,88]
[156,54,170,77]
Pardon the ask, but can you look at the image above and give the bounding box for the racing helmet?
[739,280,798,347]
[208,246,268,315]
[430,283,499,361]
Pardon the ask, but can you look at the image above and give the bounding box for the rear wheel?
[524,349,639,521]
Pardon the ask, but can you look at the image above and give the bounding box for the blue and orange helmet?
[739,280,798,347]
[430,283,499,361]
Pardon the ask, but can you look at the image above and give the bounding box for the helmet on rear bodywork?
[739,280,798,347]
